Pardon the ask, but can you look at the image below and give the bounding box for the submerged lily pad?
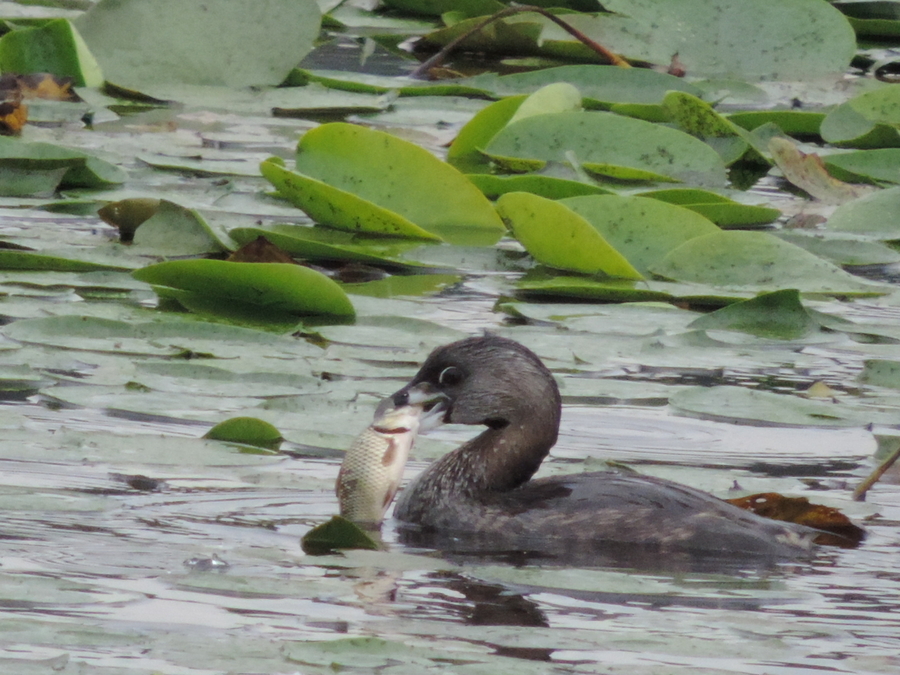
[0,137,125,194]
[496,192,642,279]
[133,260,355,319]
[639,188,780,227]
[825,186,900,238]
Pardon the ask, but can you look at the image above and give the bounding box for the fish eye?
[438,366,463,387]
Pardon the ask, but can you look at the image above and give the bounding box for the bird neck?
[425,404,560,498]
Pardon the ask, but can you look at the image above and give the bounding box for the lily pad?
[130,200,231,255]
[639,188,780,227]
[447,94,527,174]
[263,123,506,243]
[670,385,864,428]
[228,226,426,269]
[204,417,283,450]
[467,173,612,200]
[560,194,721,275]
[496,192,642,278]
[688,289,820,339]
[483,110,727,184]
[824,149,900,184]
[0,18,102,87]
[133,260,355,319]
[75,0,321,88]
[651,230,885,295]
[663,91,750,165]
[0,137,125,193]
[824,185,900,238]
[300,516,380,555]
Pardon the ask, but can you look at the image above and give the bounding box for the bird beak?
[389,381,449,431]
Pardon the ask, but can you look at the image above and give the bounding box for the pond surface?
[2,8,900,675]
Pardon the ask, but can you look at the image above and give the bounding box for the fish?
[336,401,425,526]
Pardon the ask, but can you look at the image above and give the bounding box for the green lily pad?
[859,359,900,388]
[0,137,125,194]
[726,110,826,137]
[496,192,642,279]
[75,0,320,88]
[133,260,355,319]
[447,95,526,174]
[483,110,727,184]
[775,231,900,266]
[228,226,427,269]
[651,231,885,295]
[662,91,750,165]
[467,173,613,200]
[204,417,283,451]
[638,188,780,227]
[821,105,900,149]
[130,200,231,255]
[670,385,864,427]
[688,289,820,339]
[0,18,102,87]
[0,250,131,273]
[262,123,505,244]
[597,0,856,80]
[488,64,702,105]
[825,186,900,239]
[300,516,380,555]
[560,194,720,275]
[261,159,440,242]
[824,149,900,184]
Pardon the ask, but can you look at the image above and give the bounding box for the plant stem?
[410,5,629,80]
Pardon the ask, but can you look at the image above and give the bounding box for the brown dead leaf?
[727,492,865,548]
[17,73,79,101]
[769,137,871,204]
[227,236,297,264]
[0,99,28,135]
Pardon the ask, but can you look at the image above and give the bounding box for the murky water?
[2,331,899,674]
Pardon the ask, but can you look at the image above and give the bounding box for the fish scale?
[336,404,423,525]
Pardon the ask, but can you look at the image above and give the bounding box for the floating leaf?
[726,492,865,547]
[0,19,102,88]
[824,149,900,184]
[484,110,727,184]
[0,250,130,272]
[263,123,505,243]
[488,64,702,105]
[560,194,720,275]
[663,91,750,165]
[820,101,900,148]
[130,200,230,255]
[726,110,825,137]
[639,188,780,227]
[75,0,321,88]
[825,185,900,238]
[496,192,642,278]
[205,417,283,451]
[133,260,355,319]
[688,289,820,340]
[447,95,526,173]
[467,173,612,200]
[670,386,863,427]
[228,225,427,269]
[0,136,125,194]
[775,231,900,266]
[651,230,885,295]
[300,516,380,555]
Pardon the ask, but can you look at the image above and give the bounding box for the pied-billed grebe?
[389,335,818,557]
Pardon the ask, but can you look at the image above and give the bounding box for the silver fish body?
[336,403,423,525]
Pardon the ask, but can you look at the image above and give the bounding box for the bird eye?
[438,366,463,387]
